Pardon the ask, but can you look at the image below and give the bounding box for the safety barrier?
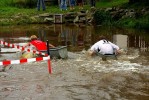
[0,40,52,74]
[0,40,48,56]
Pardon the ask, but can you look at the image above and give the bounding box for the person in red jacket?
[21,35,55,58]
[24,35,55,51]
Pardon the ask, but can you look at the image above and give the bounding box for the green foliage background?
[0,0,149,29]
[93,10,113,25]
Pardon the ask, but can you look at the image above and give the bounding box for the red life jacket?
[30,40,47,51]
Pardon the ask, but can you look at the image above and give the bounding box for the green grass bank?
[0,0,149,29]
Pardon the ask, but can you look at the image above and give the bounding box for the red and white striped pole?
[46,40,52,74]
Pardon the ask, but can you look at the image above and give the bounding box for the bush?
[115,18,136,28]
[0,0,12,6]
[115,13,149,29]
[12,0,36,8]
[93,10,113,25]
[134,14,149,29]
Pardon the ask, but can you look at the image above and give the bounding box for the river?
[0,24,149,100]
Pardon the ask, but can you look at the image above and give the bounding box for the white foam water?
[77,49,149,73]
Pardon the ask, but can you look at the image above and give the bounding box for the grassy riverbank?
[0,0,149,29]
[0,0,128,16]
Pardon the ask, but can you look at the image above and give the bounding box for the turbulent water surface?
[0,24,149,100]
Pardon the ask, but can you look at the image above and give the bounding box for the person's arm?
[49,43,55,48]
[88,43,98,56]
[109,42,121,54]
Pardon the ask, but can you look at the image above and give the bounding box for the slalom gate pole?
[46,40,52,74]
[46,40,50,55]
